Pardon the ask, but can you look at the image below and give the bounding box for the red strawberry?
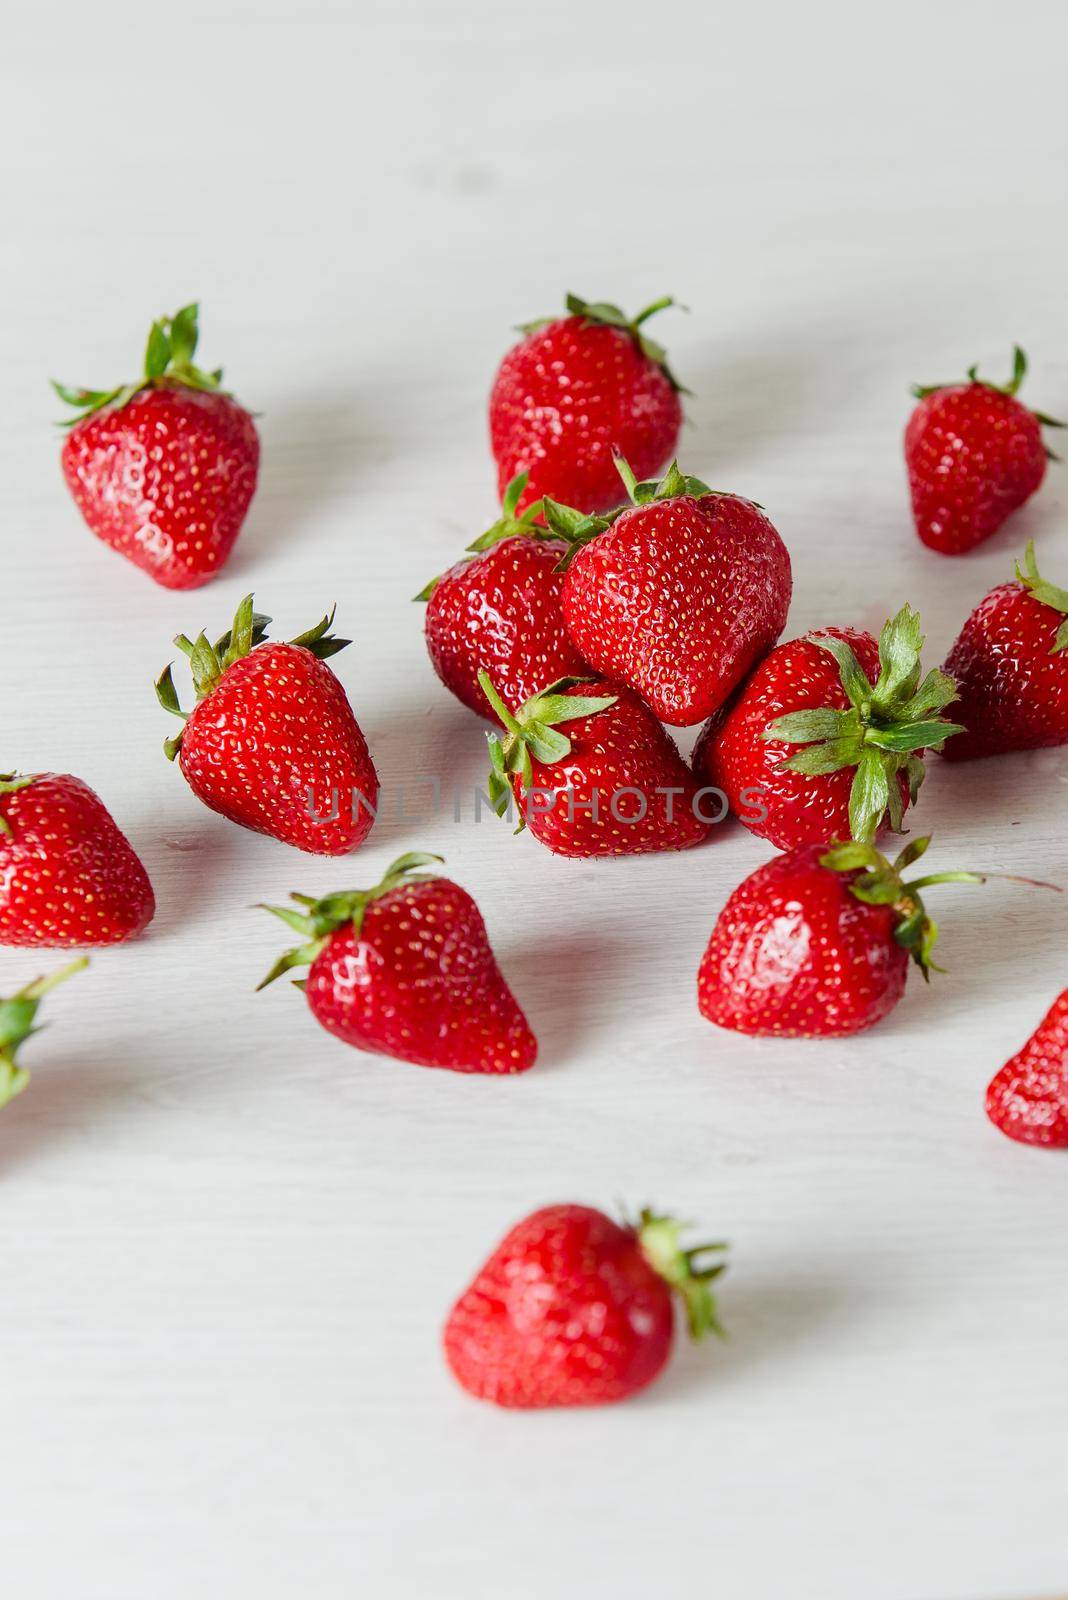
[0,774,155,947]
[54,303,259,589]
[905,346,1061,555]
[693,608,963,850]
[418,472,589,722]
[489,293,684,514]
[480,674,710,857]
[0,958,87,1110]
[258,853,535,1075]
[698,837,983,1038]
[986,988,1068,1148]
[444,1204,727,1408]
[547,459,791,726]
[156,595,378,855]
[942,541,1068,761]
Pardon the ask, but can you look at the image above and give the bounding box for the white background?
[2,4,1067,1598]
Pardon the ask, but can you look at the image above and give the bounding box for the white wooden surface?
[2,5,1068,1598]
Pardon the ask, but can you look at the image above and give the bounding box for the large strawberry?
[693,608,963,849]
[156,595,378,855]
[0,958,87,1110]
[905,346,1062,555]
[986,988,1068,1148]
[258,853,536,1075]
[489,293,684,514]
[480,674,710,857]
[546,459,792,726]
[698,837,983,1038]
[444,1204,727,1408]
[417,471,588,721]
[941,541,1068,761]
[54,303,259,589]
[0,774,155,947]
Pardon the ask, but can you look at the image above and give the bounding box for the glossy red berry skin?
[424,536,588,722]
[489,317,682,514]
[693,629,909,850]
[905,385,1045,556]
[178,643,378,855]
[942,581,1068,760]
[444,1205,674,1407]
[506,678,710,858]
[561,494,792,727]
[986,989,1068,1148]
[0,774,155,947]
[60,385,260,589]
[305,877,536,1074]
[697,845,908,1038]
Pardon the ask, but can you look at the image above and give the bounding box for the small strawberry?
[942,541,1068,761]
[54,303,260,589]
[698,837,983,1038]
[444,1204,727,1409]
[258,852,535,1075]
[480,674,710,857]
[0,958,87,1110]
[905,346,1062,555]
[489,293,684,514]
[692,608,963,850]
[986,989,1068,1148]
[0,774,155,947]
[417,471,589,721]
[546,459,792,726]
[156,595,378,856]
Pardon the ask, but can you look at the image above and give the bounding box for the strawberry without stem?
[0,774,155,947]
[905,346,1061,556]
[698,837,984,1038]
[417,472,589,722]
[0,958,87,1110]
[55,303,259,589]
[986,988,1068,1148]
[693,609,963,850]
[258,853,536,1075]
[156,595,378,856]
[942,541,1068,761]
[444,1204,727,1409]
[489,293,684,514]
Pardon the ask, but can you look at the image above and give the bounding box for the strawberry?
[258,853,535,1075]
[480,674,710,857]
[546,459,792,726]
[0,958,87,1110]
[156,595,378,855]
[0,774,155,947]
[942,541,1068,761]
[444,1204,727,1408]
[697,837,983,1038]
[489,293,684,514]
[905,346,1062,555]
[417,471,589,722]
[692,608,963,850]
[54,303,259,589]
[986,988,1068,1148]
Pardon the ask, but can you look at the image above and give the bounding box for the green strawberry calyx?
[256,852,445,990]
[635,1209,729,1341]
[911,345,1065,441]
[821,835,984,979]
[413,472,549,602]
[0,957,88,1111]
[762,606,965,845]
[1016,540,1068,654]
[154,594,351,761]
[0,772,37,839]
[541,457,728,573]
[517,292,688,392]
[52,303,233,428]
[478,672,617,832]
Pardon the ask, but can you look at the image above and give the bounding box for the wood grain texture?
[2,4,1067,1598]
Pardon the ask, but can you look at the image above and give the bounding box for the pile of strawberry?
[1,298,1065,1412]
